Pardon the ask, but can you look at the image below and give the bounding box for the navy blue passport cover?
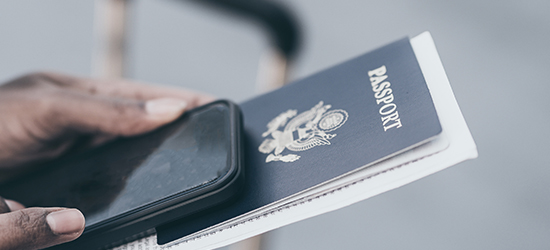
[157,38,441,244]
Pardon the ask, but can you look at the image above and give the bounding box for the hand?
[0,197,85,250]
[0,72,214,250]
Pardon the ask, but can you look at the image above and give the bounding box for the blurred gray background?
[1,0,549,249]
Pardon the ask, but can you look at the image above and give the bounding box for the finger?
[41,72,215,107]
[52,91,188,136]
[0,208,85,250]
[4,199,25,211]
[0,196,10,213]
[0,197,24,213]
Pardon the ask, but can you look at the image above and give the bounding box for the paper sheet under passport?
[113,32,477,250]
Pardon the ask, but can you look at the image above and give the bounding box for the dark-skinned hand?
[0,72,214,250]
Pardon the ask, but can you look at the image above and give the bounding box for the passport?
[117,32,477,250]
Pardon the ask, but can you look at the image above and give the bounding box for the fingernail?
[46,209,85,235]
[4,199,25,211]
[145,98,187,118]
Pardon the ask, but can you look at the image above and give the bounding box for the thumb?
[0,208,85,250]
[54,92,188,136]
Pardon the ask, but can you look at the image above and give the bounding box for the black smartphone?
[0,100,244,249]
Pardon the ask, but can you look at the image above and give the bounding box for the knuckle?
[21,72,53,85]
[27,71,49,80]
[13,209,48,233]
[1,72,61,91]
[0,208,55,249]
[27,71,60,82]
[4,72,60,95]
[108,100,147,134]
[0,209,53,250]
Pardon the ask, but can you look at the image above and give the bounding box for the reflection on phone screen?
[0,104,232,228]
